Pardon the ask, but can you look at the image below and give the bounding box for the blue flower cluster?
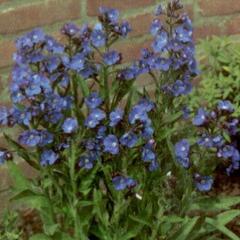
[80,95,158,187]
[122,2,198,96]
[112,175,137,191]
[0,3,205,194]
[175,100,240,191]
[174,139,190,169]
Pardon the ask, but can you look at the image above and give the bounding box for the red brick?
[0,0,81,34]
[0,39,15,68]
[199,0,240,17]
[194,24,222,40]
[184,4,194,20]
[225,16,240,35]
[115,39,152,63]
[87,0,155,16]
[128,13,153,37]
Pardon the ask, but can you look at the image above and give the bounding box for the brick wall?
[0,0,240,76]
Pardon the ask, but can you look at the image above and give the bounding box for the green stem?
[69,144,86,240]
[103,67,110,112]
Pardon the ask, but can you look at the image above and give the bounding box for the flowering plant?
[1,1,240,239]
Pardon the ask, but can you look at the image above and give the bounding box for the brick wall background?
[1,0,240,77]
[0,0,240,209]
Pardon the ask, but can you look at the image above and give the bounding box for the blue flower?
[16,28,45,51]
[0,151,7,165]
[226,149,240,175]
[175,139,190,168]
[119,64,140,80]
[128,99,154,125]
[118,21,131,37]
[149,160,159,171]
[91,24,106,47]
[142,143,156,162]
[227,119,239,135]
[40,150,58,166]
[11,107,31,126]
[99,7,119,24]
[0,107,9,125]
[175,25,192,43]
[152,57,171,71]
[112,176,136,191]
[217,100,234,112]
[79,154,95,170]
[97,126,107,139]
[19,130,41,147]
[45,56,60,73]
[212,135,224,148]
[103,51,120,65]
[194,174,213,192]
[138,98,155,112]
[150,19,162,36]
[85,92,103,109]
[120,132,138,148]
[109,108,124,127]
[40,94,72,123]
[197,134,213,148]
[171,80,192,97]
[39,130,54,147]
[152,31,168,53]
[62,118,78,133]
[103,134,119,155]
[25,74,51,98]
[61,22,80,37]
[217,145,238,159]
[129,105,149,124]
[155,4,163,16]
[142,125,154,139]
[63,53,85,71]
[182,106,191,119]
[192,108,208,126]
[85,108,106,128]
[45,36,64,53]
[19,130,53,147]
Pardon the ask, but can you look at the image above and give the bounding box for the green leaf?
[170,217,200,240]
[216,210,240,225]
[29,234,51,240]
[121,225,143,240]
[4,133,39,170]
[162,111,183,125]
[190,196,240,211]
[206,218,240,240]
[7,162,30,191]
[78,200,93,208]
[129,215,152,227]
[53,232,74,240]
[10,188,57,236]
[10,189,36,201]
[77,76,89,97]
[93,189,109,227]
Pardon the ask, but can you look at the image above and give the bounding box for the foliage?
[189,36,240,116]
[0,210,22,240]
[0,1,239,239]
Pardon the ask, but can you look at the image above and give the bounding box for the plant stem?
[69,143,86,240]
[103,66,110,112]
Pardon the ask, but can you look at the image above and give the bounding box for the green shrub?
[189,36,240,116]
